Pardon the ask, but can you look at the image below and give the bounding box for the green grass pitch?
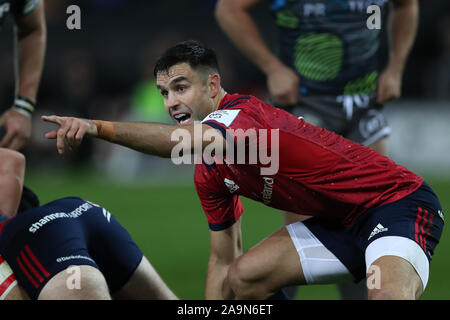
[24,170,449,300]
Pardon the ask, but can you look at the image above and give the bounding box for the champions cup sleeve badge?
[202,110,241,127]
[224,178,239,193]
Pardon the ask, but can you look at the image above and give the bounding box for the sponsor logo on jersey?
[438,210,444,222]
[56,255,95,263]
[28,202,93,234]
[301,0,387,17]
[368,223,388,240]
[102,208,111,223]
[202,110,241,127]
[224,178,239,193]
[262,177,274,205]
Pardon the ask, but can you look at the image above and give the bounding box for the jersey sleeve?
[11,0,40,16]
[194,165,244,231]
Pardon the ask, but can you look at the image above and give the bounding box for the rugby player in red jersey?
[42,40,444,300]
[0,148,177,300]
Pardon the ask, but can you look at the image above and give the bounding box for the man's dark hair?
[153,40,220,78]
[18,186,40,213]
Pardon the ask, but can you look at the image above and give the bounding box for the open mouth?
[173,112,192,125]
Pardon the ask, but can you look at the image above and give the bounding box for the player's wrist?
[260,57,285,75]
[11,96,35,118]
[92,120,114,140]
[387,57,406,75]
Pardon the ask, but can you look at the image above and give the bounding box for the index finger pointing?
[42,115,64,125]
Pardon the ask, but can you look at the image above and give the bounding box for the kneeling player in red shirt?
[43,40,444,300]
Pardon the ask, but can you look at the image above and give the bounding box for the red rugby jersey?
[195,93,423,230]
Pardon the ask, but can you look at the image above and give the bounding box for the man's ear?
[207,73,221,99]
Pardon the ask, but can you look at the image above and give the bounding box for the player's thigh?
[113,256,177,300]
[84,206,144,295]
[364,236,430,300]
[38,265,111,300]
[366,255,423,300]
[287,220,356,285]
[4,284,29,300]
[229,226,305,291]
[283,211,311,225]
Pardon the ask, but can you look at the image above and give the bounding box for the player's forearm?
[215,1,282,75]
[101,121,184,158]
[387,0,418,73]
[14,22,46,102]
[205,258,235,300]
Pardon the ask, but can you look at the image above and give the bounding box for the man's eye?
[161,91,168,97]
[178,86,186,92]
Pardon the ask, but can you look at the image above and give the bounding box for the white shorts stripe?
[287,222,353,284]
[365,236,429,290]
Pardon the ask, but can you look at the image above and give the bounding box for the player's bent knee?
[228,260,245,296]
[227,258,247,296]
[113,256,178,300]
[0,149,25,173]
[228,257,262,299]
[368,287,413,300]
[38,265,111,300]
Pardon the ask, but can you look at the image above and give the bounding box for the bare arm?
[0,1,46,150]
[387,0,418,74]
[205,219,242,299]
[41,116,226,158]
[378,0,418,103]
[216,0,280,75]
[13,0,46,102]
[215,0,299,105]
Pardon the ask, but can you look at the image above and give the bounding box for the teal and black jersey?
[0,0,39,28]
[270,0,389,96]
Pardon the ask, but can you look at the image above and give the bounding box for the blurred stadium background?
[1,0,449,299]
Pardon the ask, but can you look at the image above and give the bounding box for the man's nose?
[167,92,180,109]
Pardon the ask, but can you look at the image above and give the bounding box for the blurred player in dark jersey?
[0,0,46,150]
[42,40,444,300]
[0,149,177,300]
[215,0,418,154]
[215,0,419,298]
